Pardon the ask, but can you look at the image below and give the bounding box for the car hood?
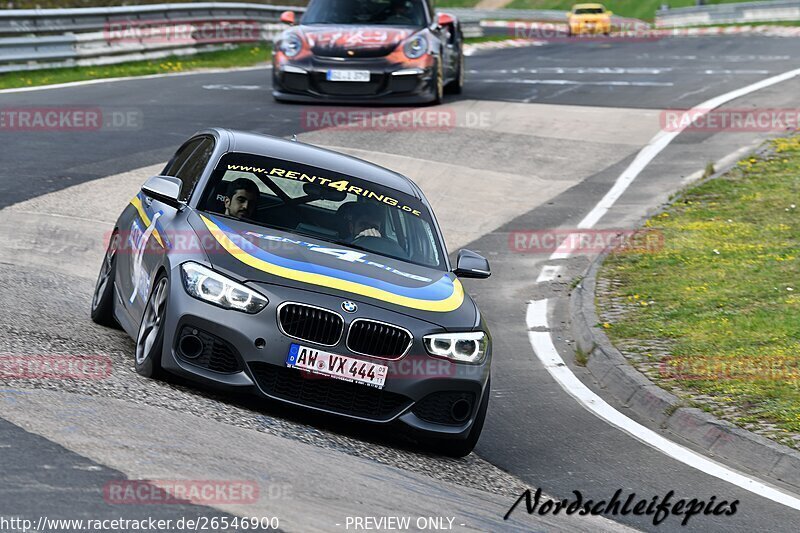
[188,212,476,328]
[298,24,415,58]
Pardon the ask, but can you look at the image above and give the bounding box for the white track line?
[474,79,674,87]
[528,328,800,510]
[529,66,800,509]
[579,67,800,229]
[0,65,270,95]
[536,265,562,283]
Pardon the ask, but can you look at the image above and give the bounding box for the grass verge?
[598,136,800,445]
[0,44,270,90]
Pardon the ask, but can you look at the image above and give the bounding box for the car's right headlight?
[423,332,488,364]
[180,262,268,314]
[279,32,304,58]
[402,34,429,60]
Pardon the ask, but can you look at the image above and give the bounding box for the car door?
[121,136,216,324]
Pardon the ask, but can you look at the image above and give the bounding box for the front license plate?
[326,69,371,82]
[286,343,387,388]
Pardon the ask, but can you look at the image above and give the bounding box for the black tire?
[431,58,444,105]
[90,231,121,328]
[444,51,464,95]
[134,273,168,379]
[431,378,490,458]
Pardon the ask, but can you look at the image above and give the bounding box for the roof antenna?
[291,134,298,142]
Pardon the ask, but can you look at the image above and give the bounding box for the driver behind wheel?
[384,0,413,24]
[338,202,383,242]
[224,178,259,220]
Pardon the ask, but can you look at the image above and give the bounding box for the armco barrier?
[656,0,800,28]
[0,2,297,72]
[0,2,484,73]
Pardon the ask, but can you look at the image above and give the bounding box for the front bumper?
[159,268,491,439]
[570,21,612,35]
[272,55,438,104]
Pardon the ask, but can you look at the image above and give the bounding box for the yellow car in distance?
[567,3,613,37]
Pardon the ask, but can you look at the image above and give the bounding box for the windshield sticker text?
[245,231,432,283]
[226,164,422,217]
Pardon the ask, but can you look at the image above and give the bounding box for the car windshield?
[574,8,605,15]
[199,153,445,269]
[301,0,427,26]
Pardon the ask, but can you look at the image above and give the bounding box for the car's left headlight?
[402,34,428,59]
[423,332,488,364]
[180,262,268,314]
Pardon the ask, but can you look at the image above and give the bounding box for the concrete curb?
[570,252,800,492]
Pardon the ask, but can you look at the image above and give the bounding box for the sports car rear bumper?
[159,268,490,440]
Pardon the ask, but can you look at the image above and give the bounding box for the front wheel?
[444,52,464,95]
[430,59,444,105]
[135,274,168,379]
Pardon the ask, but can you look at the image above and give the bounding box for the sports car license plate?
[286,343,387,388]
[326,70,370,82]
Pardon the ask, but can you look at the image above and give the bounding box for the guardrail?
[0,2,486,74]
[655,0,800,28]
[0,2,298,73]
[446,8,568,23]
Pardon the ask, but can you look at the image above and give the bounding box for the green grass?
[0,44,270,90]
[598,136,800,435]
[505,0,758,22]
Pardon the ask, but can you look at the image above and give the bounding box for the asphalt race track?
[2,34,800,532]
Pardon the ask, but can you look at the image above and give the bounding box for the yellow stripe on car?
[130,195,164,247]
[200,214,465,312]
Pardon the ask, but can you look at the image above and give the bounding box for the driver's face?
[224,189,257,219]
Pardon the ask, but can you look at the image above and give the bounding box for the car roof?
[218,128,421,198]
[573,3,606,9]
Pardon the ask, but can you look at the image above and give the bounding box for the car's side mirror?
[141,175,183,208]
[606,10,613,16]
[437,13,455,27]
[453,249,491,279]
[280,11,295,25]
